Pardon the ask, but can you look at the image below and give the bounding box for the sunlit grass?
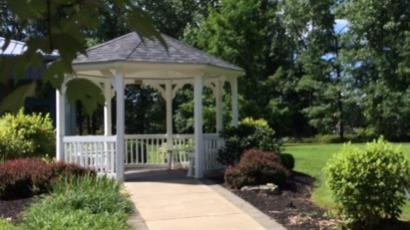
[285,142,410,220]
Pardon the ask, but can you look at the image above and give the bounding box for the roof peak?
[74,32,242,72]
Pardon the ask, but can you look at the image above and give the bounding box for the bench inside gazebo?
[55,32,243,180]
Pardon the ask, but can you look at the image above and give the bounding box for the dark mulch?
[229,172,338,230]
[0,197,34,223]
[228,172,410,230]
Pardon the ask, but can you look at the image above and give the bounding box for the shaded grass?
[285,143,410,220]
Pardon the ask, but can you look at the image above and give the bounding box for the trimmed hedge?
[225,149,289,188]
[325,138,410,229]
[217,117,282,166]
[0,159,95,199]
[0,110,55,160]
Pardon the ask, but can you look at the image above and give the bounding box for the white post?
[115,73,125,181]
[165,80,173,169]
[215,78,223,133]
[231,77,239,127]
[56,85,66,162]
[104,80,112,136]
[194,76,204,178]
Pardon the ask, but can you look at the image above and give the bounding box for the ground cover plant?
[20,175,132,230]
[285,142,410,221]
[325,138,410,229]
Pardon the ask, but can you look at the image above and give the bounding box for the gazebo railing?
[204,134,224,170]
[62,133,224,177]
[124,134,168,167]
[63,136,117,176]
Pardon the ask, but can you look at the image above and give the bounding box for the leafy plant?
[217,117,281,166]
[279,153,295,170]
[0,109,55,160]
[21,176,131,230]
[325,137,410,229]
[0,158,94,199]
[225,149,289,189]
[0,219,17,230]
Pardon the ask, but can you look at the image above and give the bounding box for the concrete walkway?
[124,169,286,230]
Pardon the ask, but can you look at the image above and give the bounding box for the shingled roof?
[74,32,242,71]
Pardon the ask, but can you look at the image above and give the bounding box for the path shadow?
[125,168,221,185]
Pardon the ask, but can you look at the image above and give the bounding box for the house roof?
[0,37,26,55]
[74,32,242,72]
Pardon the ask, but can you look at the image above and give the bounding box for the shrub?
[279,153,295,170]
[0,158,51,199]
[225,149,289,188]
[49,161,96,180]
[325,137,410,229]
[21,176,132,230]
[0,109,55,160]
[217,117,282,166]
[0,219,17,230]
[0,159,95,199]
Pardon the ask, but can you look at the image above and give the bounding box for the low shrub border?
[0,158,95,200]
[225,149,289,189]
[5,175,132,230]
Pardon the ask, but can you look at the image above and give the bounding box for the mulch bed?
[227,172,410,230]
[0,197,34,223]
[228,172,338,230]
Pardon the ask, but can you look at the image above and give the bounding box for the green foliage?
[0,219,17,230]
[279,153,295,170]
[0,0,165,114]
[325,138,410,229]
[217,117,282,166]
[225,149,289,189]
[21,176,131,230]
[0,110,54,160]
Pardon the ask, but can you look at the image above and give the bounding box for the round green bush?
[280,153,295,170]
[325,138,410,229]
[217,117,282,166]
[0,109,55,160]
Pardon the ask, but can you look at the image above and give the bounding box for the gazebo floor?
[125,168,190,182]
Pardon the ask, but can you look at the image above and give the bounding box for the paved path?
[124,169,286,230]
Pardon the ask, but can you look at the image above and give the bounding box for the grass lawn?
[285,143,410,221]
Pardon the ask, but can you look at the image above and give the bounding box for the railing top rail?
[63,135,116,142]
[125,134,167,139]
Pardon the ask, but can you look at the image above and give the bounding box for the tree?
[0,0,164,114]
[184,0,302,135]
[340,0,410,140]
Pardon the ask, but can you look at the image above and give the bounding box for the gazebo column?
[55,82,66,162]
[194,76,204,178]
[114,73,125,181]
[165,80,173,169]
[104,79,112,136]
[215,78,224,133]
[231,77,239,127]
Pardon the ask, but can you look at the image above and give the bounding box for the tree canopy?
[1,0,410,140]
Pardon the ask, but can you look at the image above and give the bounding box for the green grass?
[285,142,410,220]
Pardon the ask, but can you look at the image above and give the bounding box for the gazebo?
[56,32,243,180]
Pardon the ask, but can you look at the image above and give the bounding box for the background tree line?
[1,0,409,140]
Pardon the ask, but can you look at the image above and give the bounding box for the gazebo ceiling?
[73,32,243,79]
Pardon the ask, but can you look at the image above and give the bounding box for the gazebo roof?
[73,32,243,79]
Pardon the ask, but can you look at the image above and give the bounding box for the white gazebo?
[56,32,243,180]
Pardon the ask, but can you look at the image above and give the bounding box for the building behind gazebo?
[56,32,243,180]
